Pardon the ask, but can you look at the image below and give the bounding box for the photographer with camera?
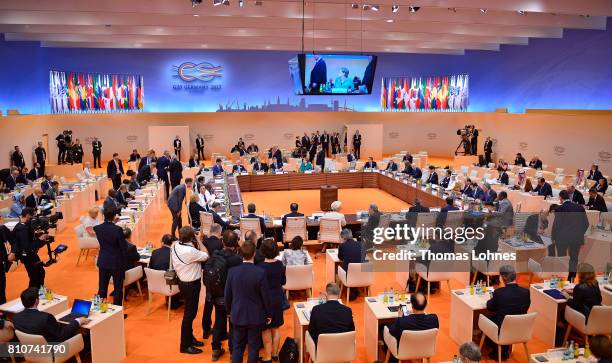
[10,208,48,288]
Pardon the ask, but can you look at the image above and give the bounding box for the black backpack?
[278,337,299,363]
[202,251,228,298]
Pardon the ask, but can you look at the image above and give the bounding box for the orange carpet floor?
[4,173,548,363]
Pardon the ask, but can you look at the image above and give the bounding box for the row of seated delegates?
[8,177,62,217]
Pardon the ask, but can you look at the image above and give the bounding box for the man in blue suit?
[156,151,171,198]
[436,197,459,227]
[426,166,438,185]
[4,167,19,190]
[212,158,225,176]
[94,207,127,307]
[168,155,183,189]
[472,183,485,201]
[225,241,271,363]
[533,177,553,199]
[309,55,327,93]
[552,190,589,281]
[138,150,157,172]
[337,229,365,274]
[482,183,498,205]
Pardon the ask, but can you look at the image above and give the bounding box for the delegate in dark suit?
[137,164,153,184]
[426,171,438,185]
[568,190,585,205]
[168,158,183,189]
[4,175,17,190]
[94,221,127,305]
[309,58,327,92]
[35,146,46,175]
[587,194,608,212]
[156,155,171,198]
[252,162,268,173]
[315,150,326,170]
[13,308,80,343]
[485,283,530,357]
[281,211,304,229]
[338,239,365,272]
[551,200,589,279]
[106,159,124,190]
[149,246,171,271]
[533,182,553,198]
[225,262,271,363]
[308,300,354,345]
[388,313,439,343]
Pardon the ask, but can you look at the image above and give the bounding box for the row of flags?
[50,70,144,114]
[380,74,469,111]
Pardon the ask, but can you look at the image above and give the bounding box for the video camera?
[31,211,67,267]
[456,124,474,137]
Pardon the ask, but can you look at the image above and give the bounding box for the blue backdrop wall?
[1,18,611,114]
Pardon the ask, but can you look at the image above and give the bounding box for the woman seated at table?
[188,194,207,229]
[82,161,95,179]
[80,207,101,238]
[8,192,26,218]
[299,158,313,173]
[281,236,310,266]
[562,263,602,319]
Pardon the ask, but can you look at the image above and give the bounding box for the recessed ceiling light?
[156,27,164,32]
[239,0,244,7]
[480,8,487,13]
[325,47,332,50]
[386,19,394,23]
[385,48,391,52]
[134,43,142,47]
[265,45,271,49]
[193,14,199,17]
[371,5,379,11]
[201,44,208,48]
[517,10,525,15]
[351,3,359,9]
[391,5,399,13]
[409,6,420,12]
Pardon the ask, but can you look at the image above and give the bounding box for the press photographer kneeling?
[10,207,65,288]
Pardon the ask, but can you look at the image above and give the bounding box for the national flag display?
[380,74,469,112]
[49,70,144,113]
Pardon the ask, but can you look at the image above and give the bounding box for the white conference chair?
[283,264,314,298]
[563,305,612,345]
[283,216,307,243]
[318,218,342,248]
[527,256,570,283]
[337,262,374,304]
[305,331,356,363]
[15,330,84,363]
[240,217,262,241]
[478,312,538,363]
[199,211,213,237]
[123,265,144,305]
[144,267,180,321]
[383,326,438,363]
[471,259,509,286]
[415,260,454,300]
[74,224,99,266]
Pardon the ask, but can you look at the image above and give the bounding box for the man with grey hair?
[482,183,497,205]
[362,203,381,248]
[484,265,530,360]
[307,282,355,345]
[323,200,346,226]
[459,342,482,362]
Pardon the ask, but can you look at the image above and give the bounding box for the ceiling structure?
[0,0,610,54]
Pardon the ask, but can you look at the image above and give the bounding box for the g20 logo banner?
[172,61,223,90]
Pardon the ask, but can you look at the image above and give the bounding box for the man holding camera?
[10,207,48,288]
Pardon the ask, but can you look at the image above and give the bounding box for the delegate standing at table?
[173,136,182,161]
[156,151,171,199]
[107,153,125,190]
[561,263,602,318]
[551,190,589,281]
[0,221,11,304]
[94,208,127,309]
[35,141,46,176]
[167,178,193,239]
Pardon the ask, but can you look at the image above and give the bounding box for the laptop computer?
[59,299,92,323]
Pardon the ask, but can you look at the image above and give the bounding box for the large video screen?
[50,70,144,113]
[291,54,377,95]
[381,74,469,111]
